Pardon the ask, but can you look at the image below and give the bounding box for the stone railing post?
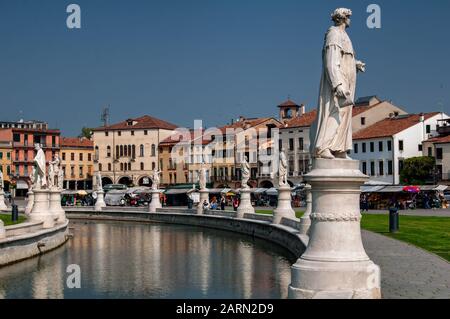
[299,184,312,235]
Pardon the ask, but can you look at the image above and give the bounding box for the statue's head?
[34,143,41,151]
[331,8,352,28]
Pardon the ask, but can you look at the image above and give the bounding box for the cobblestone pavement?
[362,230,450,299]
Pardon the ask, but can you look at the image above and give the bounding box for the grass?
[255,209,450,261]
[361,214,450,262]
[0,214,26,226]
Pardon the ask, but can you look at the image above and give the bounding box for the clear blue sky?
[0,0,449,136]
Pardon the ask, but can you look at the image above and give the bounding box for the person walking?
[220,196,226,211]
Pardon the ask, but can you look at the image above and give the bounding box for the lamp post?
[9,173,19,222]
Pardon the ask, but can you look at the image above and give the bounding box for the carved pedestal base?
[0,191,8,211]
[25,190,34,216]
[49,188,66,223]
[273,185,296,224]
[236,188,254,218]
[95,190,106,212]
[0,220,5,239]
[29,189,54,229]
[288,159,381,299]
[149,190,162,213]
[197,190,209,215]
[298,184,312,235]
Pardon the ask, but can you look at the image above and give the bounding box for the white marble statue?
[33,143,47,189]
[241,156,250,189]
[58,168,64,190]
[278,151,288,187]
[198,164,207,190]
[0,170,4,190]
[48,154,60,189]
[150,168,161,190]
[309,8,365,160]
[95,171,103,191]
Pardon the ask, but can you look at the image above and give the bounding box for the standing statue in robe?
[241,156,250,189]
[278,151,288,187]
[33,144,47,189]
[310,8,366,160]
[0,170,4,190]
[95,171,103,191]
[198,164,207,190]
[48,154,60,189]
[150,168,161,190]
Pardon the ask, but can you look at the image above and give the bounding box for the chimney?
[299,104,305,116]
[419,113,425,122]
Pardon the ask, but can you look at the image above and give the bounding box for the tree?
[79,127,93,139]
[400,156,435,185]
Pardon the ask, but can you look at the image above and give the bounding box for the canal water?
[0,221,296,299]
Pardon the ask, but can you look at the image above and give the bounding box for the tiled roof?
[219,117,282,134]
[159,130,211,146]
[92,115,178,131]
[352,102,383,116]
[61,137,94,148]
[353,113,441,140]
[284,110,317,128]
[278,99,300,107]
[424,135,450,144]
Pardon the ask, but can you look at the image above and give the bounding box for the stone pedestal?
[49,188,66,223]
[236,188,254,218]
[0,190,8,211]
[299,184,312,235]
[25,190,34,216]
[149,190,162,213]
[29,189,54,229]
[0,220,5,239]
[197,189,209,215]
[95,190,106,212]
[288,159,381,299]
[273,185,295,224]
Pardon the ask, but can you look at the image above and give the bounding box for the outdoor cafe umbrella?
[402,186,420,193]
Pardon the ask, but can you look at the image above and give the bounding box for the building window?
[99,163,102,171]
[399,140,404,151]
[128,163,131,171]
[70,166,75,176]
[131,131,135,136]
[399,159,404,173]
[140,144,144,157]
[120,163,124,171]
[437,148,443,160]
[71,153,75,161]
[428,147,432,157]
[387,140,392,151]
[108,163,111,171]
[118,131,121,136]
[140,162,144,170]
[426,125,431,134]
[152,162,156,170]
[361,117,366,125]
[418,144,423,152]
[107,146,111,157]
[298,138,304,151]
[151,144,156,157]
[79,166,84,178]
[88,153,92,161]
[354,143,358,154]
[120,145,124,157]
[62,152,66,161]
[362,143,366,153]
[362,162,367,175]
[370,161,375,176]
[388,160,393,175]
[160,159,163,170]
[379,161,384,176]
[279,139,282,151]
[105,131,109,137]
[378,141,383,152]
[289,139,294,151]
[370,142,374,152]
[144,130,148,135]
[79,153,83,161]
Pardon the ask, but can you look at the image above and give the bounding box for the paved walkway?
[362,230,450,299]
[363,208,450,217]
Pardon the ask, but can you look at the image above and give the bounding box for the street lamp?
[8,173,19,222]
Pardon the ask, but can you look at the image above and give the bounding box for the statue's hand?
[356,60,366,73]
[335,84,347,98]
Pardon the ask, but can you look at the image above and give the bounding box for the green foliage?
[400,156,435,185]
[79,127,93,139]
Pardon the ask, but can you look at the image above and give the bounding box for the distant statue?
[150,168,161,190]
[198,164,207,190]
[279,151,288,187]
[95,171,103,191]
[33,143,47,189]
[30,166,36,189]
[48,154,60,189]
[310,8,366,160]
[241,156,250,189]
[58,168,64,190]
[0,170,4,190]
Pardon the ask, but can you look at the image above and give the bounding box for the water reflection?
[0,221,295,299]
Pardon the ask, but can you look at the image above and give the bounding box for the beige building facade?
[61,137,95,190]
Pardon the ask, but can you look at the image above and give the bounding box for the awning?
[165,189,189,195]
[266,187,278,196]
[16,180,29,190]
[361,185,386,193]
[253,188,268,194]
[377,186,404,193]
[435,185,448,191]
